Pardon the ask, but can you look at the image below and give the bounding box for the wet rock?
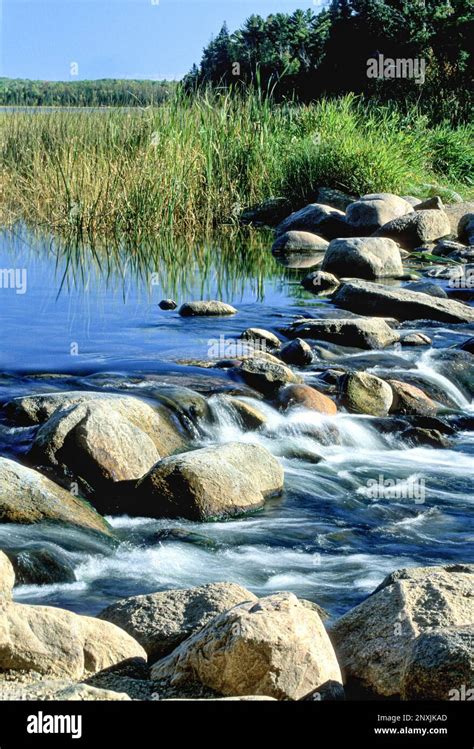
[272,231,329,253]
[158,299,177,310]
[301,270,340,294]
[280,317,400,350]
[239,327,281,351]
[400,332,432,346]
[448,247,474,263]
[459,213,474,246]
[0,457,112,538]
[444,201,474,237]
[388,380,438,417]
[321,237,403,279]
[178,301,237,317]
[401,626,474,701]
[315,187,354,211]
[333,279,474,323]
[136,442,284,521]
[237,358,302,396]
[227,398,268,430]
[279,338,313,366]
[430,349,474,397]
[433,239,468,257]
[29,395,186,491]
[0,600,146,680]
[276,384,337,415]
[99,582,258,663]
[330,564,474,697]
[341,372,393,416]
[374,209,451,249]
[458,337,474,354]
[415,196,444,211]
[151,592,342,700]
[6,547,76,586]
[404,281,448,298]
[150,385,211,427]
[402,427,451,448]
[276,203,348,240]
[346,193,414,233]
[240,197,292,227]
[0,551,15,600]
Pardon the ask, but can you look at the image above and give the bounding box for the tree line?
[184,1,473,122]
[0,78,176,107]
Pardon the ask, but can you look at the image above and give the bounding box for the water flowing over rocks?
[237,358,302,395]
[151,592,342,700]
[136,442,284,521]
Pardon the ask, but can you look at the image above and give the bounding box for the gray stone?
[279,338,313,366]
[276,203,348,239]
[321,237,403,279]
[346,193,414,233]
[272,231,329,253]
[301,270,340,294]
[0,552,15,600]
[415,196,444,211]
[374,210,451,248]
[279,317,400,350]
[179,300,237,316]
[237,358,302,395]
[404,281,448,298]
[341,372,394,416]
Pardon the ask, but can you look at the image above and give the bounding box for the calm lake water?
[0,225,473,620]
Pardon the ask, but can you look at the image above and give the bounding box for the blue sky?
[1,0,320,81]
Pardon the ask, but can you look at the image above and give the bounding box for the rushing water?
[0,225,473,621]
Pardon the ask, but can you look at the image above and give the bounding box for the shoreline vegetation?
[1,92,473,242]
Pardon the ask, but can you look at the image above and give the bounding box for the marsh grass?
[1,91,472,241]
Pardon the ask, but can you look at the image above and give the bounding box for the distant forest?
[0,78,176,107]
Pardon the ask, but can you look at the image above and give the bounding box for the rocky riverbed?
[0,190,473,701]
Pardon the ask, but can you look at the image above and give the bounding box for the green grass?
[1,91,472,241]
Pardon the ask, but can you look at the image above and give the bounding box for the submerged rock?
[158,299,177,310]
[6,547,76,586]
[178,301,237,317]
[226,398,268,430]
[346,193,414,233]
[0,600,146,680]
[0,457,112,537]
[321,237,403,279]
[400,332,432,346]
[374,209,451,248]
[276,203,348,240]
[136,442,284,521]
[276,384,337,415]
[330,564,474,697]
[99,582,258,663]
[401,427,451,448]
[0,552,15,600]
[280,317,400,350]
[151,592,342,700]
[333,280,474,323]
[341,372,393,416]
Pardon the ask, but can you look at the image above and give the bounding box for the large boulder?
[341,372,393,416]
[0,600,146,680]
[179,301,237,316]
[272,231,329,253]
[444,201,474,237]
[276,203,348,239]
[151,592,342,700]
[401,626,474,700]
[136,442,284,521]
[332,280,474,324]
[99,583,258,663]
[374,209,451,248]
[330,564,474,697]
[276,384,337,415]
[0,457,112,537]
[237,358,302,396]
[279,317,400,350]
[321,237,403,279]
[0,552,15,600]
[346,194,414,233]
[388,380,438,416]
[28,394,186,492]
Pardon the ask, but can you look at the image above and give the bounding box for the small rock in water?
[388,380,438,417]
[401,427,451,448]
[279,338,313,366]
[179,300,237,317]
[237,358,302,396]
[321,237,403,279]
[341,372,393,416]
[239,327,281,351]
[400,332,432,346]
[158,299,177,310]
[279,317,400,350]
[276,384,337,415]
[276,203,349,240]
[301,270,340,294]
[404,281,448,299]
[272,230,329,253]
